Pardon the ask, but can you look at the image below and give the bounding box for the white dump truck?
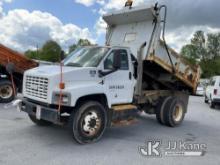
[18,2,200,144]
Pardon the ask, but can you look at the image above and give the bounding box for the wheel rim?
[81,110,101,137]
[173,104,183,122]
[0,85,13,99]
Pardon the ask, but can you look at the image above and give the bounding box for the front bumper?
[196,90,204,96]
[19,98,59,123]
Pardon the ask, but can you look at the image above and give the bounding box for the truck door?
[103,49,134,105]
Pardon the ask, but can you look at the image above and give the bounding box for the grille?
[25,75,48,100]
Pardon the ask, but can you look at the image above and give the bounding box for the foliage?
[68,39,92,53]
[25,50,39,60]
[25,39,93,62]
[25,40,61,62]
[181,44,198,65]
[39,40,62,62]
[181,31,220,78]
[206,33,220,60]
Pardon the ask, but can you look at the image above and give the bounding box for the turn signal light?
[59,82,65,89]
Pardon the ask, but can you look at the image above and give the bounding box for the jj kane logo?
[139,139,207,157]
[139,140,162,157]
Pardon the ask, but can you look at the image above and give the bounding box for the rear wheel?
[28,115,52,126]
[204,96,208,103]
[163,97,186,127]
[156,96,172,125]
[69,101,107,144]
[0,79,15,103]
[209,100,215,109]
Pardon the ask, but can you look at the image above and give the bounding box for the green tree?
[77,39,91,46]
[191,30,207,61]
[181,30,207,65]
[181,44,198,65]
[207,33,220,59]
[25,40,62,62]
[68,39,92,53]
[39,40,62,62]
[199,59,220,78]
[25,50,39,60]
[181,31,220,78]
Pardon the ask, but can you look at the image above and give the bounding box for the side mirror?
[6,62,15,74]
[60,51,65,61]
[113,51,121,70]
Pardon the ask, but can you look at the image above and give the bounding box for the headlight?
[52,92,71,106]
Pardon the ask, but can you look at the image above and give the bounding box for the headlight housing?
[52,92,71,106]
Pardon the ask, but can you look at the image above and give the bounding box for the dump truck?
[18,2,200,144]
[0,44,38,103]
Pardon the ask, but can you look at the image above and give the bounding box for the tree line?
[181,30,220,78]
[25,39,92,62]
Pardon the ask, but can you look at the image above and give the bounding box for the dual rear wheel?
[156,96,186,127]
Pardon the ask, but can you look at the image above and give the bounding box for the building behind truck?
[18,2,200,144]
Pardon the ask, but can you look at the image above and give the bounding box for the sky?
[0,0,220,53]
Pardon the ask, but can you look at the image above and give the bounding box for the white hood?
[23,65,100,104]
[25,65,99,81]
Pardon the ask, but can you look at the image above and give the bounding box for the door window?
[104,49,129,70]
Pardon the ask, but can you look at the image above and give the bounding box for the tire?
[204,96,208,104]
[0,79,15,103]
[28,115,52,126]
[69,101,107,144]
[209,100,215,109]
[163,97,186,127]
[156,96,172,125]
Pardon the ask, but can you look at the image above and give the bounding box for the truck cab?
[23,46,136,108]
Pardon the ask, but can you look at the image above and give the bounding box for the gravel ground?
[0,96,220,165]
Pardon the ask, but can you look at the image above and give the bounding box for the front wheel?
[69,101,107,144]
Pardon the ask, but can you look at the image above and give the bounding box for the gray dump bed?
[103,5,200,93]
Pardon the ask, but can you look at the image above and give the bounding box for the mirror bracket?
[6,62,15,74]
[98,69,117,78]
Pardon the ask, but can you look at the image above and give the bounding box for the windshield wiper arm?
[66,63,82,67]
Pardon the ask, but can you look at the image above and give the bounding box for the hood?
[25,65,99,82]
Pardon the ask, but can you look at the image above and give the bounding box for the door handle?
[129,72,132,80]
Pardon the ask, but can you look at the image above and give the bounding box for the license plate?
[36,106,42,120]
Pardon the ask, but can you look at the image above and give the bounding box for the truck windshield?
[64,47,109,67]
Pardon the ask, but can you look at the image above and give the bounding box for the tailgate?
[147,40,201,93]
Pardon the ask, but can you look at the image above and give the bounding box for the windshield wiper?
[66,63,82,67]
